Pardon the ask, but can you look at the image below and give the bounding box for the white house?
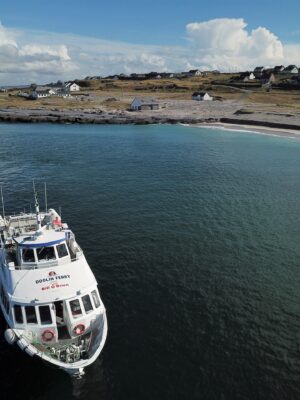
[36,90,50,98]
[189,69,203,77]
[130,97,160,111]
[283,65,299,74]
[243,72,255,81]
[192,92,213,101]
[65,82,81,91]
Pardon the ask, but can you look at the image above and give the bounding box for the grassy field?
[1,74,300,112]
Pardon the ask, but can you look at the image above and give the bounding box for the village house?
[188,69,203,77]
[65,82,81,91]
[130,97,160,111]
[283,65,299,74]
[239,72,256,82]
[253,66,265,78]
[130,73,146,80]
[273,65,285,73]
[192,92,213,101]
[261,72,276,84]
[28,87,58,99]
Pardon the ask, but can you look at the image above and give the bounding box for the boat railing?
[18,260,59,270]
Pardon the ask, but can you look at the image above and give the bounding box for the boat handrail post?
[44,182,48,213]
[1,185,5,219]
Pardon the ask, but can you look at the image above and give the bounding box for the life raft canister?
[53,216,62,226]
[74,324,85,335]
[42,329,55,342]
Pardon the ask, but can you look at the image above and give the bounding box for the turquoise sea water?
[0,123,299,400]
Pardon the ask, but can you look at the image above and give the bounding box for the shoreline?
[194,122,300,139]
[1,106,300,138]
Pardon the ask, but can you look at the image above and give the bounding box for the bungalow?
[261,72,276,84]
[188,69,203,77]
[130,73,146,80]
[192,92,213,101]
[130,97,160,111]
[239,72,255,82]
[35,89,50,98]
[65,82,81,91]
[283,65,299,74]
[274,65,285,73]
[253,66,265,78]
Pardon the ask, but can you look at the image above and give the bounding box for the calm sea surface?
[0,123,299,400]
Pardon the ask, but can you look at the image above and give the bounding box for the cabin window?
[22,248,35,263]
[25,306,37,324]
[82,294,93,313]
[56,243,68,258]
[36,246,56,261]
[69,299,82,317]
[14,305,23,323]
[91,290,100,308]
[39,305,52,325]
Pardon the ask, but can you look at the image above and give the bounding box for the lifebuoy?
[42,329,55,342]
[74,324,85,335]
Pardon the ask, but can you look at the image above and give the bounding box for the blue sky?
[2,0,300,44]
[1,0,300,84]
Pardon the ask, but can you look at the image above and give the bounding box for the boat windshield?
[22,248,35,263]
[36,246,56,261]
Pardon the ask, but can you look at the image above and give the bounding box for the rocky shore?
[1,99,300,134]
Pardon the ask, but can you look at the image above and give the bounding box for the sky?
[1,0,300,85]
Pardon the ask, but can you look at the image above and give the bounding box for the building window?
[22,248,35,262]
[36,247,56,261]
[14,305,23,323]
[91,290,100,308]
[25,306,37,324]
[69,299,82,317]
[82,294,93,313]
[56,243,68,258]
[39,305,52,325]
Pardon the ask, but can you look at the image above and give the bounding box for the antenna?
[33,180,41,230]
[1,185,5,219]
[59,206,62,221]
[44,182,48,213]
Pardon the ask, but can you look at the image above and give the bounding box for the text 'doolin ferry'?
[0,188,107,377]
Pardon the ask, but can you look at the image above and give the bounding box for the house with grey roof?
[253,66,265,78]
[283,65,299,74]
[130,97,160,111]
[274,65,285,73]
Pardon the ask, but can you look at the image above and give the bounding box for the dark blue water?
[0,123,300,400]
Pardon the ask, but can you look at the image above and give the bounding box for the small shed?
[192,92,213,101]
[130,97,160,111]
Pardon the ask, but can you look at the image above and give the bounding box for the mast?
[33,180,41,231]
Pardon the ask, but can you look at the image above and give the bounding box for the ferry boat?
[0,188,107,377]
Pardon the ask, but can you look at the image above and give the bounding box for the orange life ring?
[74,324,85,335]
[42,329,55,342]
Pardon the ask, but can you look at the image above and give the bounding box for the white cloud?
[186,18,285,70]
[0,18,299,85]
[0,22,76,84]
